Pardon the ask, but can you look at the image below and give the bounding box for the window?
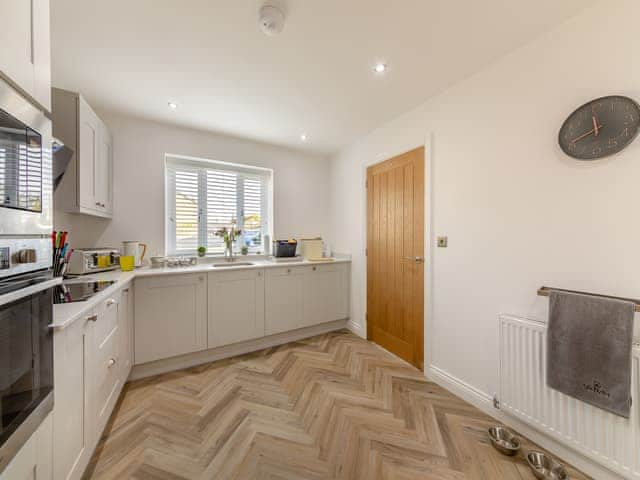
[165,155,272,256]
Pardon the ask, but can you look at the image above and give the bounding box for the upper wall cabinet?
[0,0,51,112]
[52,89,113,218]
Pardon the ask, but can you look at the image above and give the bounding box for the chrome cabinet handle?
[86,314,98,322]
[106,298,116,306]
[312,266,316,271]
[403,256,424,263]
[108,358,116,368]
[287,268,291,273]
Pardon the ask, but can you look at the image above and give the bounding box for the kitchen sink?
[212,262,255,268]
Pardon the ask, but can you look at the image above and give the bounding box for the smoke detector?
[259,5,285,36]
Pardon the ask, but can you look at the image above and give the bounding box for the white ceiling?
[51,0,594,155]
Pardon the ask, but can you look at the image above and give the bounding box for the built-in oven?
[0,273,58,473]
[0,76,54,473]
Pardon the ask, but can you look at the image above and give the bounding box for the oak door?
[367,147,425,370]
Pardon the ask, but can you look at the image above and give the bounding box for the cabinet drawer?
[92,294,119,347]
[94,323,120,433]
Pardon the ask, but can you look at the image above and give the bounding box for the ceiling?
[51,0,595,155]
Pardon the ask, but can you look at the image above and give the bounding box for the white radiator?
[499,314,640,479]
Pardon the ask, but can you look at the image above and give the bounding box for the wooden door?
[367,147,424,370]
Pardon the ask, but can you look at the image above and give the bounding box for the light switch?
[437,236,448,248]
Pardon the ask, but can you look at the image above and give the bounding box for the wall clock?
[558,95,640,160]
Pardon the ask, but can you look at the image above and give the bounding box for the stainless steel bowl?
[487,426,520,456]
[526,451,569,480]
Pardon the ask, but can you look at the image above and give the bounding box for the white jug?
[122,241,147,267]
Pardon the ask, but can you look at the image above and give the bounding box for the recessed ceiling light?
[373,63,387,74]
[168,101,178,110]
[300,133,308,142]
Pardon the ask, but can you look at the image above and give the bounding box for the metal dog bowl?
[487,426,520,456]
[526,451,569,480]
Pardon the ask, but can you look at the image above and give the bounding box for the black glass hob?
[53,280,116,304]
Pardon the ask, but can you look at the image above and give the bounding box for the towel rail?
[537,286,640,312]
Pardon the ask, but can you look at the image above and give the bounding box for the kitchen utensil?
[122,241,147,267]
[487,426,520,456]
[150,256,167,268]
[526,451,569,480]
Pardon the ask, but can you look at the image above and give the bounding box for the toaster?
[66,248,121,275]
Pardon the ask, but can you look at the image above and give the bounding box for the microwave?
[0,77,53,239]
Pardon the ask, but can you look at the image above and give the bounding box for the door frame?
[360,134,434,373]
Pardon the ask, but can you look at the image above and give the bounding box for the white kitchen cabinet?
[265,266,305,335]
[92,294,122,437]
[208,269,265,347]
[0,413,52,480]
[0,0,51,112]
[302,263,349,328]
[52,89,113,218]
[53,311,93,480]
[135,273,208,364]
[118,286,134,380]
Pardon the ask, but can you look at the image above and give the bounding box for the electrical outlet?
[437,236,448,248]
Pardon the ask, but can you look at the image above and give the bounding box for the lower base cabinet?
[53,288,130,480]
[266,263,349,335]
[208,269,265,347]
[0,413,52,480]
[134,273,207,364]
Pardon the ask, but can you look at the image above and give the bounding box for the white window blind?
[166,156,271,255]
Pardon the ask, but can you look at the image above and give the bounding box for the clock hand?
[592,115,600,136]
[571,124,603,144]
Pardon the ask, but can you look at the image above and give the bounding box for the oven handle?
[0,276,61,307]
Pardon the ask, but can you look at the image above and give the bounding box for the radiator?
[499,314,640,479]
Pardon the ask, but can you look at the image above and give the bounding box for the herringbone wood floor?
[85,330,590,479]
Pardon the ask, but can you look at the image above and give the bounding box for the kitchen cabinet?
[53,289,130,480]
[92,293,122,437]
[208,269,265,348]
[0,413,52,480]
[135,273,208,364]
[0,0,51,112]
[302,263,348,328]
[52,89,113,218]
[53,311,92,480]
[265,263,349,335]
[118,286,134,380]
[265,266,305,335]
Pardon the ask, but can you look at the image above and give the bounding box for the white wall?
[55,112,330,256]
[330,0,640,399]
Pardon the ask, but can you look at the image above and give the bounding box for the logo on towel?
[583,380,610,398]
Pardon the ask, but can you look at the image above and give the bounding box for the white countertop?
[52,256,350,330]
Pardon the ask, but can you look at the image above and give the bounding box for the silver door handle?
[403,256,424,263]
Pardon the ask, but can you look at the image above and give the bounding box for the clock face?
[558,95,640,160]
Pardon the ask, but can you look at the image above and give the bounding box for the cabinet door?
[208,269,264,348]
[95,120,112,214]
[135,274,207,364]
[77,97,99,211]
[302,264,347,328]
[92,296,121,437]
[53,314,92,480]
[265,267,304,335]
[0,1,34,98]
[32,0,51,111]
[118,286,133,380]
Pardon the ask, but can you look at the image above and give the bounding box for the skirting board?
[427,365,622,480]
[130,319,348,381]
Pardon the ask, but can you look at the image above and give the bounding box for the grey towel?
[547,290,635,418]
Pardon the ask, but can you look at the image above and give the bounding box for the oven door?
[0,274,57,473]
[0,78,52,236]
